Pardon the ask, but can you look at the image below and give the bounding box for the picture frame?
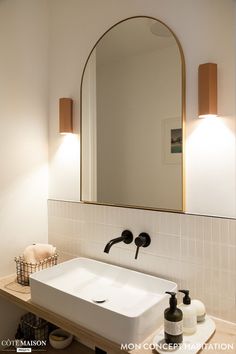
[162,117,182,164]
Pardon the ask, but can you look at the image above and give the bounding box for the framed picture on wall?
[162,117,182,164]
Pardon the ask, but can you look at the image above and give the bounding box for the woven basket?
[15,253,58,286]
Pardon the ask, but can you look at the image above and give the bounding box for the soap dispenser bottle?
[179,290,197,334]
[164,292,183,345]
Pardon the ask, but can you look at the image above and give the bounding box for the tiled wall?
[48,200,236,323]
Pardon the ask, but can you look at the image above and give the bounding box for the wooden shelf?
[0,275,235,354]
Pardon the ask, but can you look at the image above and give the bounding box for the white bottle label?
[183,316,197,329]
[164,319,183,336]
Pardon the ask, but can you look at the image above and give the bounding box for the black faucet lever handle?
[135,245,140,259]
[134,233,151,259]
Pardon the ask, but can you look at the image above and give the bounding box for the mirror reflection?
[81,17,184,211]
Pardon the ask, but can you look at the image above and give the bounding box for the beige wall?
[0,0,49,343]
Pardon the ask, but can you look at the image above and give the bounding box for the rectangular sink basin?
[30,257,176,344]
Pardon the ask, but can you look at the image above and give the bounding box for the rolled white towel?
[23,244,56,264]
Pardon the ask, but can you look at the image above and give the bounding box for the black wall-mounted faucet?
[104,230,133,254]
[134,232,151,259]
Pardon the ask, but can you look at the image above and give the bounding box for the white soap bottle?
[179,290,197,335]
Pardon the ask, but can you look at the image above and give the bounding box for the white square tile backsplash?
[48,200,236,323]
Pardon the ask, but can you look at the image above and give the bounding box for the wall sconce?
[59,98,73,133]
[198,63,217,118]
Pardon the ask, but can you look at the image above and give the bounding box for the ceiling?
[96,18,177,66]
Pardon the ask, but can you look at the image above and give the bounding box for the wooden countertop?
[0,275,235,353]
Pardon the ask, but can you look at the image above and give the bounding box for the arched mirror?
[81,16,185,211]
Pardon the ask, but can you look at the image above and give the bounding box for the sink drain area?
[92,297,107,304]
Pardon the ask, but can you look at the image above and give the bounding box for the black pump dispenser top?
[179,289,191,305]
[165,291,177,310]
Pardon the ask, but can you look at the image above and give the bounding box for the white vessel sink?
[30,257,176,344]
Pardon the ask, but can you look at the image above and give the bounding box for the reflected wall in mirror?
[81,17,185,211]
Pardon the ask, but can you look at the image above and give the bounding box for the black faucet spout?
[104,236,124,253]
[103,230,133,254]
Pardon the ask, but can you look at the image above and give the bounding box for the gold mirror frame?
[80,16,186,213]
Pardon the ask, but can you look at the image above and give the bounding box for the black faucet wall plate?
[122,229,133,244]
[135,232,151,247]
